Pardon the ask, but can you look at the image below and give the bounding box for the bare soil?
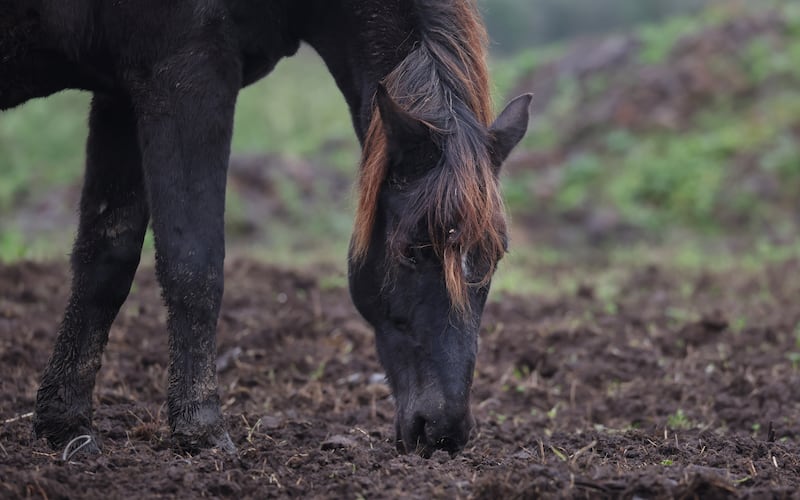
[2,258,800,499]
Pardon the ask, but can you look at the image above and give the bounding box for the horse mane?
[351,0,506,314]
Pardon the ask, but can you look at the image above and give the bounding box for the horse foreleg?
[34,94,149,452]
[133,51,240,454]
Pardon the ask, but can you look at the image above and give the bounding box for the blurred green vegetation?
[509,1,800,241]
[232,54,355,159]
[479,0,709,54]
[1,1,799,299]
[0,91,89,210]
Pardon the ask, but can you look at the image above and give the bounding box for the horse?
[1,0,531,457]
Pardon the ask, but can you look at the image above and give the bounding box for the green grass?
[500,1,800,240]
[489,232,800,301]
[667,409,692,430]
[558,89,800,232]
[489,44,566,101]
[637,14,708,64]
[0,91,89,211]
[232,47,357,158]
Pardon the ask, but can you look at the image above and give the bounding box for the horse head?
[349,87,531,456]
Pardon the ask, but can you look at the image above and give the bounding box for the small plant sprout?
[667,409,691,430]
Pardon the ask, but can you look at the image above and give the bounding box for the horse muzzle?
[395,397,475,458]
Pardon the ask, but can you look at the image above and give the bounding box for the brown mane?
[351,0,506,314]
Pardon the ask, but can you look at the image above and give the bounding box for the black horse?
[1,0,530,457]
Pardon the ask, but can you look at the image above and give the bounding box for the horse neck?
[300,0,420,143]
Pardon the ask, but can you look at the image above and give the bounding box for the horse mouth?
[395,413,472,458]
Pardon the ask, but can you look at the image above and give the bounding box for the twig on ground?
[62,435,93,462]
[3,412,33,424]
[570,440,598,465]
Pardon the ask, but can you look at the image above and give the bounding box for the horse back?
[0,0,301,108]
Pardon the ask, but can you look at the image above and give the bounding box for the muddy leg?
[133,49,240,453]
[33,94,149,452]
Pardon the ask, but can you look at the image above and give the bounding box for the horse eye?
[391,316,411,332]
[399,252,417,269]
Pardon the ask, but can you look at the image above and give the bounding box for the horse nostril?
[433,412,472,452]
[396,414,428,455]
[426,420,469,456]
[433,435,460,456]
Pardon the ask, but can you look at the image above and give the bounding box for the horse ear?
[375,84,428,161]
[489,94,533,174]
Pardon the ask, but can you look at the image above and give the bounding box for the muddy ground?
[2,257,800,498]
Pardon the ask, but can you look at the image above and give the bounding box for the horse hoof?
[209,429,237,455]
[33,411,101,456]
[34,425,102,458]
[170,397,237,455]
[172,425,237,455]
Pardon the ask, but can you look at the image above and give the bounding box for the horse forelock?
[351,0,505,315]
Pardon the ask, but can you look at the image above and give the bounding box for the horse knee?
[93,245,144,307]
[156,240,224,315]
[71,221,146,308]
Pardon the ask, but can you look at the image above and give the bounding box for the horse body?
[1,0,530,457]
